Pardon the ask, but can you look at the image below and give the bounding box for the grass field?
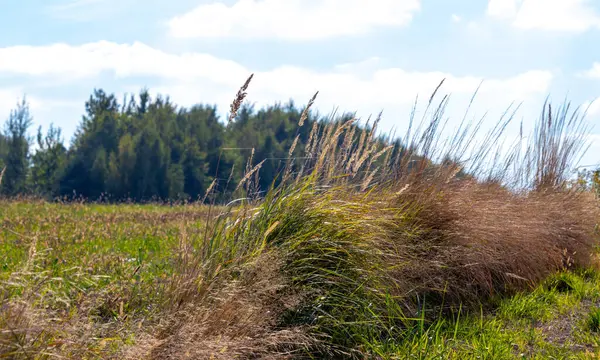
[1,200,599,359]
[2,84,600,359]
[0,202,211,358]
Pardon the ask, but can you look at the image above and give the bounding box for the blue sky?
[0,0,599,167]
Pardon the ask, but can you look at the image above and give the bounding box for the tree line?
[0,88,403,202]
[1,88,598,202]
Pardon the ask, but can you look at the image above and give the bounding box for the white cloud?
[0,42,552,101]
[487,0,518,20]
[487,0,600,32]
[584,62,600,78]
[333,57,383,76]
[452,14,462,23]
[0,41,554,143]
[0,41,249,85]
[168,0,421,40]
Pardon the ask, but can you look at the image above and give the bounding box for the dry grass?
[147,77,598,358]
[383,181,599,311]
[113,77,599,358]
[139,253,314,360]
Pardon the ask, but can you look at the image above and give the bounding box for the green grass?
[3,197,599,359]
[587,307,600,333]
[0,200,213,359]
[366,270,600,359]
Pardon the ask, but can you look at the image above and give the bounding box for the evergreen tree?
[2,98,33,196]
[0,87,412,202]
[90,147,109,199]
[0,133,7,171]
[256,135,277,192]
[30,124,67,197]
[182,138,208,200]
[60,89,121,199]
[130,126,170,201]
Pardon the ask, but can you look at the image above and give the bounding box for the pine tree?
[2,98,33,196]
[60,89,121,199]
[0,133,7,171]
[30,124,66,198]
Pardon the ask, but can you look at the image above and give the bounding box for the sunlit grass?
[1,197,599,359]
[0,201,212,358]
[1,78,598,358]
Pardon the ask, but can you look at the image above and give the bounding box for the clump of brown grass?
[159,79,596,357]
[0,300,56,359]
[383,180,599,314]
[133,253,317,360]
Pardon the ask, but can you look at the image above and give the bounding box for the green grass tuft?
[588,307,600,333]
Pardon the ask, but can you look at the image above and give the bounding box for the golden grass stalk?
[314,119,356,176]
[288,135,300,158]
[236,159,266,192]
[228,74,254,125]
[299,91,318,127]
[202,179,217,204]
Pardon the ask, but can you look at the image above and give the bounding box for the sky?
[0,0,599,167]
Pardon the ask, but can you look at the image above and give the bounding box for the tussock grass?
[1,76,599,359]
[132,78,599,358]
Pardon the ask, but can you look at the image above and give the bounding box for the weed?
[588,307,600,332]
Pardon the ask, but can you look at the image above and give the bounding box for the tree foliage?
[0,88,409,202]
[1,99,32,196]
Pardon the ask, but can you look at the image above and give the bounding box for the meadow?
[1,79,600,359]
[1,200,600,359]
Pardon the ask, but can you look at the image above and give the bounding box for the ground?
[1,201,599,359]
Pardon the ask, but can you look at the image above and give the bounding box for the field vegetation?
[1,76,600,359]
